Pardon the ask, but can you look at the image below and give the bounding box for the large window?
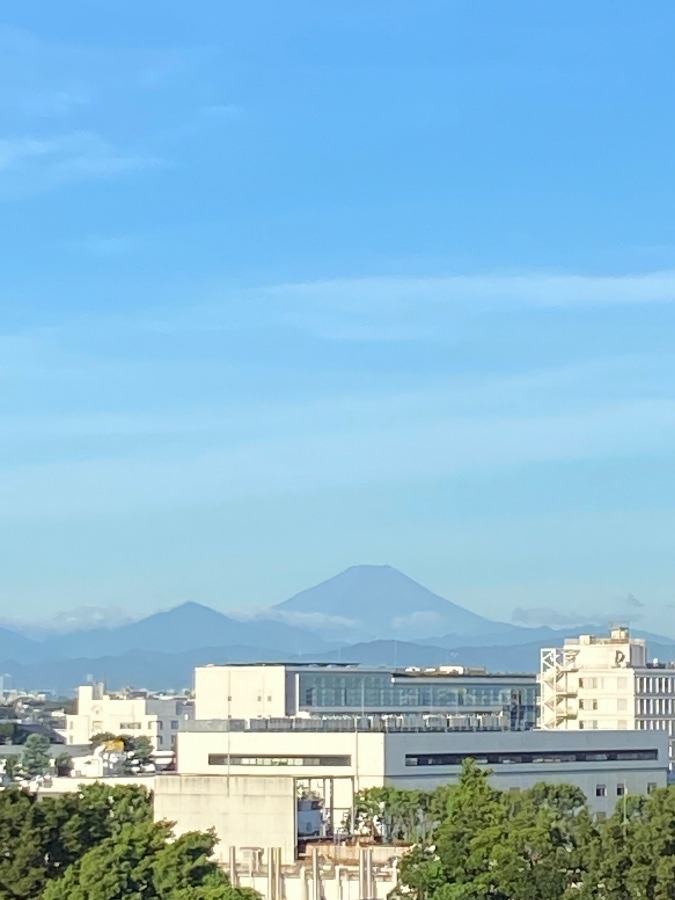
[405,748,659,767]
[208,754,351,767]
[296,672,537,726]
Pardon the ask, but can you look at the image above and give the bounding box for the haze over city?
[2,2,675,633]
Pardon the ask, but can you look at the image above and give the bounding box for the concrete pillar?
[267,847,275,900]
[312,846,321,900]
[274,848,282,900]
[228,846,238,885]
[336,865,344,900]
[300,866,309,900]
[365,848,374,900]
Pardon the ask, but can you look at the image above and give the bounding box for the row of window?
[297,674,537,714]
[638,698,675,716]
[574,676,675,695]
[207,754,352,767]
[91,720,180,732]
[637,676,675,694]
[579,677,629,690]
[404,749,659,767]
[579,699,628,712]
[595,783,657,797]
[637,719,675,734]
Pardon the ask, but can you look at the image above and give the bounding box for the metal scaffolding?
[539,646,580,729]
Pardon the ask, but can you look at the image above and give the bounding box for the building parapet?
[183,713,518,734]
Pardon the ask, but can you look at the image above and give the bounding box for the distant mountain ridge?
[273,564,511,641]
[6,634,675,695]
[40,601,325,660]
[1,564,673,692]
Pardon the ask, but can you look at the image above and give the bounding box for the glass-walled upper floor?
[295,670,537,727]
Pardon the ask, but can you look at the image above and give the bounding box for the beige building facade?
[66,683,192,752]
[540,627,675,762]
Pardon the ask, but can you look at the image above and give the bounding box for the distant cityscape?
[3,564,675,896]
[3,568,675,899]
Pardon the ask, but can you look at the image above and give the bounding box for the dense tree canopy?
[394,761,675,900]
[0,783,256,900]
[4,761,675,899]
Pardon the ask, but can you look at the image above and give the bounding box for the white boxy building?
[540,627,675,763]
[155,716,668,864]
[194,663,538,729]
[66,683,193,752]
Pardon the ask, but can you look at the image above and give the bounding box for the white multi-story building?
[195,663,538,729]
[540,626,675,763]
[157,717,668,863]
[153,657,669,866]
[66,683,193,752]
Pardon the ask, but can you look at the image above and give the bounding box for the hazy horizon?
[0,563,663,638]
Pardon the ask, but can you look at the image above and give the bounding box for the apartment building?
[195,663,538,729]
[66,683,193,751]
[540,626,675,763]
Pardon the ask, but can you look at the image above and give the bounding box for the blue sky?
[2,1,675,632]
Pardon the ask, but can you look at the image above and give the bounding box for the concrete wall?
[176,727,385,813]
[195,666,288,720]
[30,775,155,795]
[154,774,297,862]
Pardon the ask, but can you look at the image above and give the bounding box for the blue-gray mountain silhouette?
[1,565,673,691]
[273,564,522,641]
[39,601,325,659]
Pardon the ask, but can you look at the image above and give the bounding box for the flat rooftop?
[184,716,517,734]
[197,663,535,678]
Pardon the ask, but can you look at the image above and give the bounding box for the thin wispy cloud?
[0,131,160,199]
[242,271,675,342]
[1,395,674,520]
[124,270,675,344]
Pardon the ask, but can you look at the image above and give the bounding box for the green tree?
[0,722,17,743]
[20,733,50,777]
[471,784,595,900]
[0,783,154,899]
[43,820,171,900]
[578,786,675,900]
[397,763,597,900]
[0,789,47,900]
[433,759,505,885]
[89,731,117,750]
[54,751,73,777]
[127,734,154,767]
[397,761,505,900]
[43,821,260,900]
[2,753,20,781]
